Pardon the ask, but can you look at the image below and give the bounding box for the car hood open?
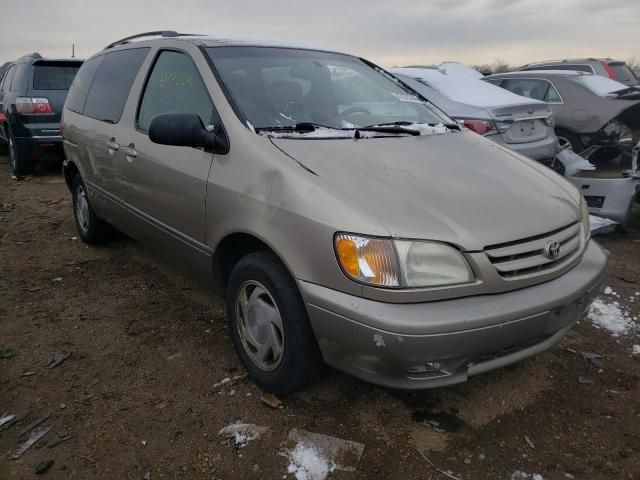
[270,131,581,251]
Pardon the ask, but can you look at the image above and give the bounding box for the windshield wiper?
[255,122,345,133]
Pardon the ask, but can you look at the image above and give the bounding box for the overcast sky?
[0,0,638,68]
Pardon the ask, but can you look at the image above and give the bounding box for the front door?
[119,49,219,272]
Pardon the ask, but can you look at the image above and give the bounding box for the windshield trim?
[201,45,455,133]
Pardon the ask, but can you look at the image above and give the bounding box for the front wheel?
[226,251,324,394]
[72,175,113,244]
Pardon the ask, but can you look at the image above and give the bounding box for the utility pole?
[72,43,75,58]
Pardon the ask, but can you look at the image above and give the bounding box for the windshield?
[205,47,452,132]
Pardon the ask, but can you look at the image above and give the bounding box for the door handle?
[122,144,137,161]
[106,139,119,152]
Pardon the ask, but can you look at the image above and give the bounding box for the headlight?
[581,196,590,241]
[334,233,474,288]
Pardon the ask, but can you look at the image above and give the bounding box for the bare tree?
[491,58,513,73]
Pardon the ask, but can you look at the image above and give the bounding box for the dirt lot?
[1,157,640,480]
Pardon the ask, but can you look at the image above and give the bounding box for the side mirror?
[148,113,229,154]
[149,113,207,148]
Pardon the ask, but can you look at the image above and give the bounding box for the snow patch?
[286,443,336,480]
[373,334,386,347]
[632,345,640,356]
[587,299,636,336]
[392,66,545,108]
[589,215,618,235]
[511,471,544,480]
[262,123,450,139]
[218,423,267,448]
[571,75,628,96]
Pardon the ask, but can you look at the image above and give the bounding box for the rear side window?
[65,56,104,114]
[33,62,81,90]
[525,64,593,73]
[83,48,149,124]
[2,66,16,92]
[609,64,637,83]
[502,78,562,103]
[137,50,215,132]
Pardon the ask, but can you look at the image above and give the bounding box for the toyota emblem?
[544,241,561,259]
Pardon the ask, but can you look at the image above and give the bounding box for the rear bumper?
[13,133,64,162]
[491,134,558,161]
[300,241,607,389]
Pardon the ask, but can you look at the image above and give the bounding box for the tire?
[72,174,112,244]
[8,133,32,176]
[555,129,585,154]
[226,251,324,394]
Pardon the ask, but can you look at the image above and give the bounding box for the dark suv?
[0,53,83,175]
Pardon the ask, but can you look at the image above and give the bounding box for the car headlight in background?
[334,233,474,288]
[581,196,590,241]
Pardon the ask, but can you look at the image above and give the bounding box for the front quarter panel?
[205,123,390,297]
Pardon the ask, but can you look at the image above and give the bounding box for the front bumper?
[569,175,640,225]
[300,241,607,389]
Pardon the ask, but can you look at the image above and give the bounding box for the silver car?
[391,64,559,164]
[62,32,607,393]
[486,70,640,224]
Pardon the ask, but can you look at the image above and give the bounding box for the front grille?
[584,195,605,208]
[484,222,582,279]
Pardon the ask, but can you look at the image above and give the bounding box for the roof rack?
[104,31,200,50]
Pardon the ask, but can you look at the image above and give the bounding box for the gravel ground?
[1,158,639,480]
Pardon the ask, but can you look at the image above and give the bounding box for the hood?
[270,131,580,251]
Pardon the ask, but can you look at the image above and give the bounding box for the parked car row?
[21,31,605,394]
[392,62,640,225]
[519,57,639,87]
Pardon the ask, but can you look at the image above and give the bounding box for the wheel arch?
[63,160,79,192]
[211,231,295,296]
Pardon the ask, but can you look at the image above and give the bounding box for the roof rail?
[103,31,199,50]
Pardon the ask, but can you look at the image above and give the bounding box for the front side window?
[83,48,149,124]
[206,47,451,131]
[137,50,215,132]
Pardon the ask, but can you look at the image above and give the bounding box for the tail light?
[463,119,496,135]
[601,62,616,79]
[463,119,511,136]
[15,97,53,114]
